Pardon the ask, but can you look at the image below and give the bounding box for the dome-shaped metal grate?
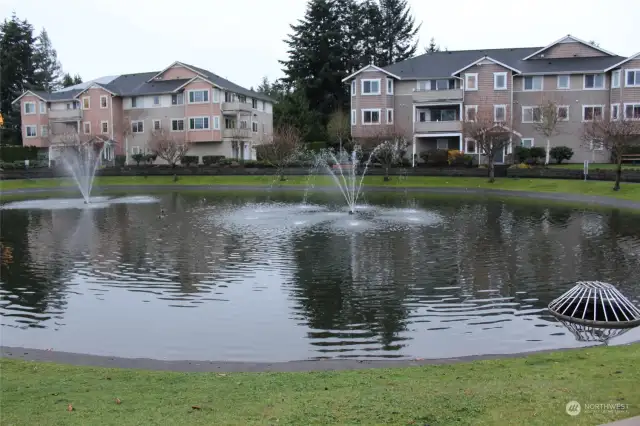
[548,281,640,329]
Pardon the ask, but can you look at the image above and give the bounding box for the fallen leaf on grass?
[191,405,201,410]
[217,373,227,377]
[115,398,121,405]
[67,404,74,412]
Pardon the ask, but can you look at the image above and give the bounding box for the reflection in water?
[1,191,640,361]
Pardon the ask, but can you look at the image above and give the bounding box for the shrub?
[509,162,531,169]
[447,149,465,166]
[0,145,40,163]
[529,147,546,163]
[463,154,475,168]
[219,158,235,166]
[145,153,157,164]
[419,151,430,163]
[202,155,225,166]
[549,146,574,164]
[514,146,530,164]
[131,153,145,166]
[180,156,198,166]
[426,149,449,167]
[306,141,327,152]
[242,160,261,168]
[114,155,126,167]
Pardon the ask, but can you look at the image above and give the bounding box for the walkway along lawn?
[2,175,640,201]
[1,344,639,425]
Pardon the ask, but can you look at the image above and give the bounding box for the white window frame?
[170,118,185,132]
[557,105,570,121]
[40,125,48,137]
[152,95,161,107]
[520,138,534,148]
[625,69,640,87]
[82,96,90,109]
[590,140,604,151]
[612,70,621,89]
[361,108,381,125]
[152,119,161,130]
[39,102,47,113]
[493,72,507,90]
[101,120,109,134]
[24,102,36,115]
[464,73,478,91]
[213,115,220,130]
[416,80,430,91]
[436,139,449,150]
[131,120,144,133]
[252,121,258,133]
[189,116,210,130]
[100,95,108,109]
[464,138,477,154]
[172,93,185,105]
[25,125,37,138]
[83,121,91,134]
[187,89,210,104]
[361,79,381,95]
[523,76,543,91]
[611,104,620,121]
[387,79,394,94]
[624,103,640,120]
[351,81,356,96]
[557,75,570,90]
[465,105,478,121]
[494,104,506,122]
[583,73,605,90]
[386,108,394,124]
[522,106,542,123]
[131,97,139,108]
[351,109,356,125]
[131,146,142,155]
[582,105,604,122]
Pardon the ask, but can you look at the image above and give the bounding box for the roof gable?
[451,56,521,76]
[522,35,616,60]
[147,61,207,82]
[342,64,401,82]
[73,82,117,98]
[604,52,640,72]
[11,90,47,105]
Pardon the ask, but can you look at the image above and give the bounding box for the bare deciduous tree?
[255,124,303,181]
[532,99,566,165]
[326,109,351,153]
[463,111,520,183]
[45,125,111,166]
[359,126,410,181]
[149,128,191,168]
[581,117,640,191]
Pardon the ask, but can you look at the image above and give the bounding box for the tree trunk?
[384,165,390,182]
[488,156,495,183]
[613,156,623,191]
[279,168,286,181]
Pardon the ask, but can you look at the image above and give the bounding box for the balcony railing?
[221,101,252,114]
[412,89,463,103]
[415,120,462,133]
[48,109,82,121]
[223,128,251,139]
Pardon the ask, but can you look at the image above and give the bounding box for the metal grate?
[556,318,633,344]
[548,281,640,329]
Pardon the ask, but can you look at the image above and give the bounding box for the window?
[171,119,184,131]
[611,104,620,120]
[240,119,248,129]
[225,118,236,129]
[625,103,640,120]
[584,73,604,89]
[189,116,210,130]
[82,96,90,109]
[252,99,258,109]
[188,90,209,103]
[436,139,449,150]
[351,80,356,96]
[494,72,507,90]
[361,79,381,95]
[152,119,161,130]
[213,116,220,130]
[131,97,138,108]
[387,79,394,94]
[387,108,394,124]
[40,125,48,137]
[582,105,603,121]
[590,140,604,151]
[557,75,570,89]
[39,102,47,113]
[213,88,220,103]
[361,109,380,124]
[100,95,108,108]
[464,73,478,91]
[465,139,476,154]
[101,121,109,134]
[225,92,235,103]
[522,106,541,123]
[523,76,543,91]
[494,105,506,122]
[171,93,184,105]
[351,109,356,125]
[25,125,37,137]
[131,120,144,133]
[83,121,91,134]
[416,80,430,91]
[521,138,534,148]
[626,70,640,87]
[612,70,621,88]
[238,95,246,103]
[24,102,35,114]
[252,121,258,132]
[153,96,160,106]
[557,106,569,121]
[435,79,454,90]
[465,105,478,121]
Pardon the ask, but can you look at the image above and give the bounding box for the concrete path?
[602,416,640,426]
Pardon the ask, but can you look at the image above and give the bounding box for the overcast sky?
[1,0,638,90]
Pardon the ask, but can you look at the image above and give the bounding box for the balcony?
[223,128,251,139]
[415,120,462,133]
[48,109,83,121]
[221,101,252,114]
[412,89,463,103]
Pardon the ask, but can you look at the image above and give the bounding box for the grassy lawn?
[1,344,638,425]
[549,163,640,171]
[2,175,640,201]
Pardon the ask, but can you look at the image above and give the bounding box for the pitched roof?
[521,35,617,60]
[604,52,640,72]
[341,64,401,82]
[180,62,274,102]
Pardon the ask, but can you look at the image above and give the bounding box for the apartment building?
[12,61,274,164]
[345,35,640,164]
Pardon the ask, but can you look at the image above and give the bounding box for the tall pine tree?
[376,0,421,66]
[61,73,75,87]
[32,28,63,91]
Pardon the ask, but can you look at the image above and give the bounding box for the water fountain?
[58,140,107,204]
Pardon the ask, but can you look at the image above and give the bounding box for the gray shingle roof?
[32,89,83,101]
[383,47,625,79]
[181,62,274,102]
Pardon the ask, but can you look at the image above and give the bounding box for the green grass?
[2,175,639,201]
[549,163,640,171]
[1,345,638,425]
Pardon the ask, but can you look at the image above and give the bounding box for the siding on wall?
[530,42,608,59]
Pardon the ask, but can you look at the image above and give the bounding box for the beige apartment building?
[344,35,640,165]
[13,61,274,164]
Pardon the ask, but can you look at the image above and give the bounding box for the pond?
[1,190,640,362]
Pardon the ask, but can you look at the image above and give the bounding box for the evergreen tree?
[425,37,440,53]
[376,0,421,65]
[358,0,386,66]
[73,74,83,85]
[61,73,75,87]
[32,28,63,91]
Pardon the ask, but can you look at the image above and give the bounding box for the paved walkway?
[602,416,640,425]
